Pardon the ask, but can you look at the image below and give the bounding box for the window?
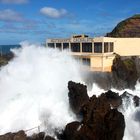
[63,43,69,50]
[82,43,92,52]
[110,42,114,52]
[48,43,54,48]
[82,58,90,66]
[94,43,102,53]
[104,42,109,53]
[71,43,80,52]
[56,43,62,50]
[104,42,114,52]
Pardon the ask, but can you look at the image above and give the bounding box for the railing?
[25,126,40,133]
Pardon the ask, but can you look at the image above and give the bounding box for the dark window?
[82,58,90,66]
[94,43,102,53]
[56,43,62,50]
[104,42,114,52]
[104,42,109,53]
[48,43,54,48]
[82,43,92,52]
[63,43,69,50]
[71,43,80,52]
[110,42,114,52]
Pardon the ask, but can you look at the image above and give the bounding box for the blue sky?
[0,0,140,44]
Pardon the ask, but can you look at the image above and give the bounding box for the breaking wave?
[0,42,83,136]
[0,42,140,140]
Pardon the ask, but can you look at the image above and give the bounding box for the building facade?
[46,35,140,72]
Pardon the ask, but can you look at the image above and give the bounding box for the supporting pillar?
[92,42,94,53]
[61,42,63,51]
[80,42,82,53]
[102,42,104,72]
[69,42,71,52]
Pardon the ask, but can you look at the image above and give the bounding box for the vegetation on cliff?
[111,55,139,89]
[106,14,140,37]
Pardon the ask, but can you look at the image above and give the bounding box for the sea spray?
[119,82,140,140]
[0,42,140,140]
[110,82,140,140]
[89,81,140,140]
[0,42,83,135]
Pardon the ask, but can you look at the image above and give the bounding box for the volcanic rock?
[104,109,125,140]
[104,90,122,108]
[27,132,46,140]
[133,95,140,107]
[121,91,140,107]
[62,81,125,140]
[0,130,26,140]
[112,55,138,89]
[44,136,55,140]
[0,131,55,140]
[68,81,89,114]
[0,52,14,67]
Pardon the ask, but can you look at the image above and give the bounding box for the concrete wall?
[47,36,140,72]
[90,54,115,72]
[91,56,103,68]
[114,38,140,56]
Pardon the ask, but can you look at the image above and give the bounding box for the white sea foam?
[89,79,140,140]
[120,82,140,140]
[0,42,140,140]
[0,42,83,135]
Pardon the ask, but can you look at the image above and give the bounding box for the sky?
[0,0,140,44]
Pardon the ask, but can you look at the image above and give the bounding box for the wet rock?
[112,55,138,89]
[0,52,14,67]
[0,133,15,140]
[0,131,26,140]
[0,131,56,140]
[63,121,81,140]
[13,131,26,140]
[104,109,125,140]
[121,91,140,107]
[68,81,89,114]
[104,90,122,108]
[27,132,46,140]
[44,136,55,140]
[133,95,140,107]
[63,82,125,140]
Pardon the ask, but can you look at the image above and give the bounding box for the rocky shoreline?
[0,52,14,67]
[0,81,140,140]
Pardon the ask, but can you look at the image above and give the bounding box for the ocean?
[0,45,21,54]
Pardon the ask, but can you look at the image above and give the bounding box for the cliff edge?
[106,14,140,37]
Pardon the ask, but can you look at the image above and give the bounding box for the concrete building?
[46,35,140,72]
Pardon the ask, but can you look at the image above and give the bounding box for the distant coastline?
[0,45,21,54]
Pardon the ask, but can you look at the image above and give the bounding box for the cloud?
[0,0,28,4]
[0,9,25,22]
[40,7,68,19]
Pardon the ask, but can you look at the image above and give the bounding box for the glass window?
[71,43,80,52]
[104,42,109,53]
[94,43,102,53]
[82,43,92,52]
[63,43,69,50]
[56,43,62,50]
[48,43,54,48]
[104,42,114,52]
[110,42,114,52]
[82,58,90,66]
